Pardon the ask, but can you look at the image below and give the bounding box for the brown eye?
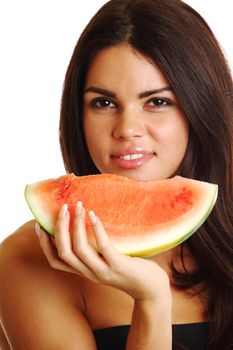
[90,98,116,109]
[147,98,172,108]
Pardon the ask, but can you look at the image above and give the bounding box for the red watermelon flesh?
[24,174,218,257]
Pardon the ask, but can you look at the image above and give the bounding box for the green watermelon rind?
[24,179,218,257]
[24,183,56,235]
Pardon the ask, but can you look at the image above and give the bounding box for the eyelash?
[89,97,173,110]
[90,98,116,109]
[146,97,173,108]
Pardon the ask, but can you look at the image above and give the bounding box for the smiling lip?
[111,149,155,169]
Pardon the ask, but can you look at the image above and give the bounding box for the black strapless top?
[93,322,209,350]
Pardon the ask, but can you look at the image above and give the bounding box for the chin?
[100,163,173,181]
[113,169,165,182]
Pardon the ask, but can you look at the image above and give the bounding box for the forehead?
[85,44,170,90]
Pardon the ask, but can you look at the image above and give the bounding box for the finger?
[72,202,108,273]
[88,211,124,270]
[54,204,100,281]
[51,236,56,247]
[55,203,70,237]
[35,223,79,274]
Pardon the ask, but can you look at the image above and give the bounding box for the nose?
[112,108,146,141]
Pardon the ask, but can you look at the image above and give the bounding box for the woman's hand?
[35,202,171,302]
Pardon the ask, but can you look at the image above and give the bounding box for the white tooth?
[124,155,131,160]
[120,154,144,160]
[131,154,143,160]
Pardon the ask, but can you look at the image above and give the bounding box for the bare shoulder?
[0,221,97,349]
[0,220,44,280]
[0,219,85,308]
[1,220,42,259]
[0,220,74,289]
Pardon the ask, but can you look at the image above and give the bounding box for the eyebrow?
[84,86,172,99]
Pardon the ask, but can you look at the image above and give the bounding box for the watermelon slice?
[24,174,218,257]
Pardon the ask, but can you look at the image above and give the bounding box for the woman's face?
[83,45,189,181]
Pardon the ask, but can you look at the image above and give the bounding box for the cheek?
[175,118,189,150]
[148,117,189,151]
[83,114,98,144]
[83,116,109,158]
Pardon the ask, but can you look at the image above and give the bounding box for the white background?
[0,1,232,242]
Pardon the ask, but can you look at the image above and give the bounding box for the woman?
[0,0,233,349]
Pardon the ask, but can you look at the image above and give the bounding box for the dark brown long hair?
[59,1,233,348]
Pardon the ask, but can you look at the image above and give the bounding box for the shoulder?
[0,220,54,277]
[1,220,39,257]
[0,220,41,271]
[0,220,85,307]
[0,221,99,348]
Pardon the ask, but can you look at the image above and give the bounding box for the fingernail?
[76,201,82,216]
[35,222,42,237]
[89,211,97,225]
[59,203,68,220]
